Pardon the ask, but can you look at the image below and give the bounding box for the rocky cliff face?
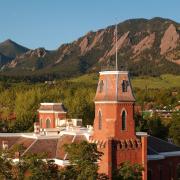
[1,17,180,78]
[160,24,179,55]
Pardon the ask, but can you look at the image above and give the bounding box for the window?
[46,119,51,128]
[99,80,104,93]
[40,119,43,127]
[98,111,102,130]
[122,110,126,130]
[122,80,129,92]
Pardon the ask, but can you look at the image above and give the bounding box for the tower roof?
[95,70,135,102]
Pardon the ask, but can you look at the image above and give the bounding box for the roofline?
[160,151,180,157]
[147,154,165,160]
[136,132,148,136]
[95,101,135,104]
[148,151,180,160]
[37,110,67,113]
[40,103,63,105]
[99,71,128,75]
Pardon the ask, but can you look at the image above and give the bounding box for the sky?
[0,0,180,50]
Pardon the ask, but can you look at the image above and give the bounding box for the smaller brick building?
[38,103,67,129]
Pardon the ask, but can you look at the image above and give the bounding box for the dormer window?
[99,80,104,93]
[122,80,129,92]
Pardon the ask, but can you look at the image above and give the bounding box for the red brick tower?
[93,71,136,140]
[91,70,147,180]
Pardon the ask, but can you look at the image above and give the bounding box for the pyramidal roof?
[95,70,135,102]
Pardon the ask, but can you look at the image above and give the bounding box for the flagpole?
[115,23,118,71]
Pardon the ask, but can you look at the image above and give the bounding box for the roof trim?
[40,103,63,105]
[95,101,135,104]
[148,154,165,160]
[148,151,180,161]
[160,151,180,157]
[100,71,128,75]
[136,132,148,136]
[37,110,67,113]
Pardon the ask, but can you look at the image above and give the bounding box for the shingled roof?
[147,136,180,160]
[1,133,180,162]
[95,71,135,102]
[38,103,67,112]
[0,133,88,160]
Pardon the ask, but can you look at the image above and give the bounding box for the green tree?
[21,153,59,180]
[64,141,105,180]
[0,149,60,180]
[0,150,13,180]
[169,111,180,146]
[147,116,168,139]
[113,161,144,180]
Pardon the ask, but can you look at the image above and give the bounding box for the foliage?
[135,113,169,140]
[0,150,13,179]
[169,111,180,146]
[0,149,60,180]
[113,161,144,180]
[64,141,105,180]
[22,154,59,180]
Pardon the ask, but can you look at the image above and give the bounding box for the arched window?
[99,80,104,93]
[122,110,126,130]
[46,119,51,128]
[98,111,102,130]
[40,119,43,128]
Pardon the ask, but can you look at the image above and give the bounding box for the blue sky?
[0,0,180,50]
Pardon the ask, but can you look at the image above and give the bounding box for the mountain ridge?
[1,17,180,80]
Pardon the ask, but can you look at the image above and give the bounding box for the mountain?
[0,39,29,58]
[0,52,12,67]
[1,17,180,80]
[0,39,29,68]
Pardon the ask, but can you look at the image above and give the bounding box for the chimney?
[34,122,40,134]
